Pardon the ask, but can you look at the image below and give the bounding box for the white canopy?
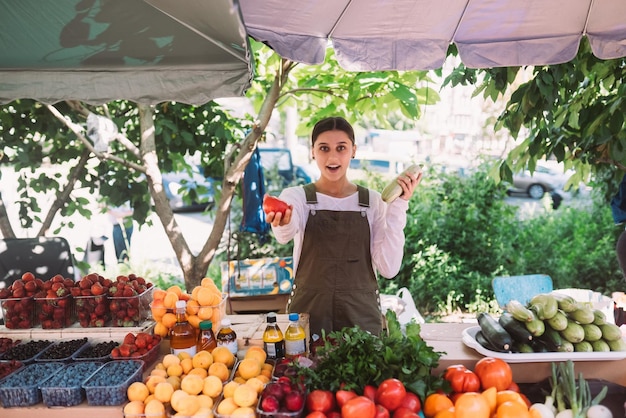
[0,0,252,105]
[1,0,626,105]
[241,0,626,71]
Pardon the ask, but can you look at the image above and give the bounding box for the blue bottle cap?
[289,313,299,321]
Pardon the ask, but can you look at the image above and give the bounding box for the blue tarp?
[240,148,270,240]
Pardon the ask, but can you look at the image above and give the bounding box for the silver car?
[509,163,572,199]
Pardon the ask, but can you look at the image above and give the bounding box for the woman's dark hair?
[311,117,355,146]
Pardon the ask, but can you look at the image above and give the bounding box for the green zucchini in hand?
[477,312,513,351]
[498,312,533,343]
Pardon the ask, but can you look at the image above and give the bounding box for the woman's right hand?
[266,207,292,227]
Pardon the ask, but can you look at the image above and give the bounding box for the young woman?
[266,117,421,338]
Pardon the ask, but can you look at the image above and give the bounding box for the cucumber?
[538,326,563,351]
[513,341,534,353]
[506,299,535,322]
[557,340,574,353]
[608,338,626,352]
[574,341,593,352]
[591,339,610,352]
[525,316,545,337]
[546,310,568,331]
[529,293,558,320]
[498,312,533,343]
[568,306,595,324]
[561,320,585,343]
[600,323,623,341]
[581,323,602,342]
[477,312,513,351]
[474,330,508,353]
[592,309,607,326]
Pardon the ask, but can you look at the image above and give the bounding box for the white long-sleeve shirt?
[271,186,409,278]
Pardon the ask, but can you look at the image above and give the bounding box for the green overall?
[287,183,383,337]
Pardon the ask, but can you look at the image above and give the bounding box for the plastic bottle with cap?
[197,320,217,352]
[284,312,306,359]
[216,318,238,355]
[169,300,197,356]
[262,312,285,360]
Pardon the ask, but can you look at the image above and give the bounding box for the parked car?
[162,168,216,212]
[508,162,573,199]
[258,147,312,191]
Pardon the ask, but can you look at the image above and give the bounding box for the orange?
[163,291,179,309]
[232,406,256,416]
[245,377,265,394]
[151,299,166,320]
[181,374,204,396]
[496,400,531,418]
[223,381,240,398]
[208,361,230,382]
[197,306,213,320]
[186,299,200,315]
[237,358,261,380]
[202,375,224,398]
[217,396,238,415]
[167,285,183,297]
[481,386,497,414]
[170,389,189,412]
[127,381,150,402]
[162,353,181,368]
[212,346,235,368]
[433,408,455,418]
[152,288,167,301]
[496,390,526,408]
[153,321,169,337]
[161,312,177,329]
[196,394,214,410]
[166,376,181,391]
[244,347,267,364]
[191,286,202,301]
[233,384,258,407]
[192,350,214,369]
[201,277,220,290]
[180,358,194,375]
[423,393,454,418]
[167,363,184,377]
[256,374,270,384]
[188,367,208,379]
[145,375,167,394]
[454,392,490,418]
[187,314,201,329]
[176,394,201,416]
[123,400,145,418]
[154,382,174,403]
[197,287,216,306]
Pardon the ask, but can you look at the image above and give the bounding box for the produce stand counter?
[2,317,626,417]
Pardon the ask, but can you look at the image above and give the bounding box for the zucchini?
[581,323,602,342]
[599,323,622,341]
[561,320,585,343]
[529,293,558,320]
[506,299,535,322]
[477,312,513,351]
[592,309,607,326]
[513,342,534,353]
[568,305,595,324]
[557,340,574,353]
[546,310,568,331]
[498,312,533,343]
[550,292,579,313]
[381,164,422,203]
[474,330,508,353]
[538,326,563,351]
[525,316,545,337]
[591,339,610,352]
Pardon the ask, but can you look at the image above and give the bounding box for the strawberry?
[90,282,105,296]
[123,333,136,345]
[118,343,133,357]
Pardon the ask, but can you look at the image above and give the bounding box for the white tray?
[462,326,626,363]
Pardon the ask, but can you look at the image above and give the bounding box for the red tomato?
[374,404,390,418]
[507,381,520,393]
[398,392,421,414]
[474,357,513,391]
[341,396,376,418]
[306,390,335,414]
[327,412,342,418]
[519,392,532,408]
[263,195,290,215]
[336,389,358,408]
[375,378,407,412]
[363,385,377,402]
[306,412,327,418]
[444,364,467,376]
[392,407,420,418]
[444,368,481,393]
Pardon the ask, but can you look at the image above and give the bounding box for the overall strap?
[303,183,317,204]
[357,185,370,208]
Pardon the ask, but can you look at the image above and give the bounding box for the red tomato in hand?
[398,392,421,413]
[444,367,481,393]
[375,378,407,412]
[474,357,513,391]
[341,396,376,418]
[263,195,290,216]
[336,389,358,408]
[306,390,335,414]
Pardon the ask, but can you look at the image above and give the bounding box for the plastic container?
[256,388,306,418]
[109,286,154,327]
[83,359,143,405]
[0,337,23,357]
[0,361,64,407]
[113,339,162,371]
[1,339,54,363]
[0,360,24,381]
[74,294,110,327]
[214,394,256,418]
[284,313,306,359]
[35,338,89,362]
[194,293,228,331]
[72,340,118,362]
[35,294,74,329]
[40,361,103,407]
[0,296,36,329]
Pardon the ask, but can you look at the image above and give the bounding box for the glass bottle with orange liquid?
[170,300,197,356]
[197,320,217,352]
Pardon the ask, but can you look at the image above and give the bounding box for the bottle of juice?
[216,318,238,356]
[169,300,197,356]
[284,313,306,359]
[197,320,217,352]
[262,312,285,360]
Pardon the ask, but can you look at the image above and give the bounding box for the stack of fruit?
[111,332,162,368]
[72,273,113,328]
[0,272,46,328]
[151,278,225,338]
[108,274,154,327]
[476,292,626,353]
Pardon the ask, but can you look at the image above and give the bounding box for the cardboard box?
[222,257,294,301]
[225,294,289,315]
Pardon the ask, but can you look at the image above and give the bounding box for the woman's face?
[312,130,356,182]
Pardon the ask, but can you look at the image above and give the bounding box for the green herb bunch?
[299,311,447,400]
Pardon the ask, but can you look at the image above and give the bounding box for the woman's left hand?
[398,171,423,201]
